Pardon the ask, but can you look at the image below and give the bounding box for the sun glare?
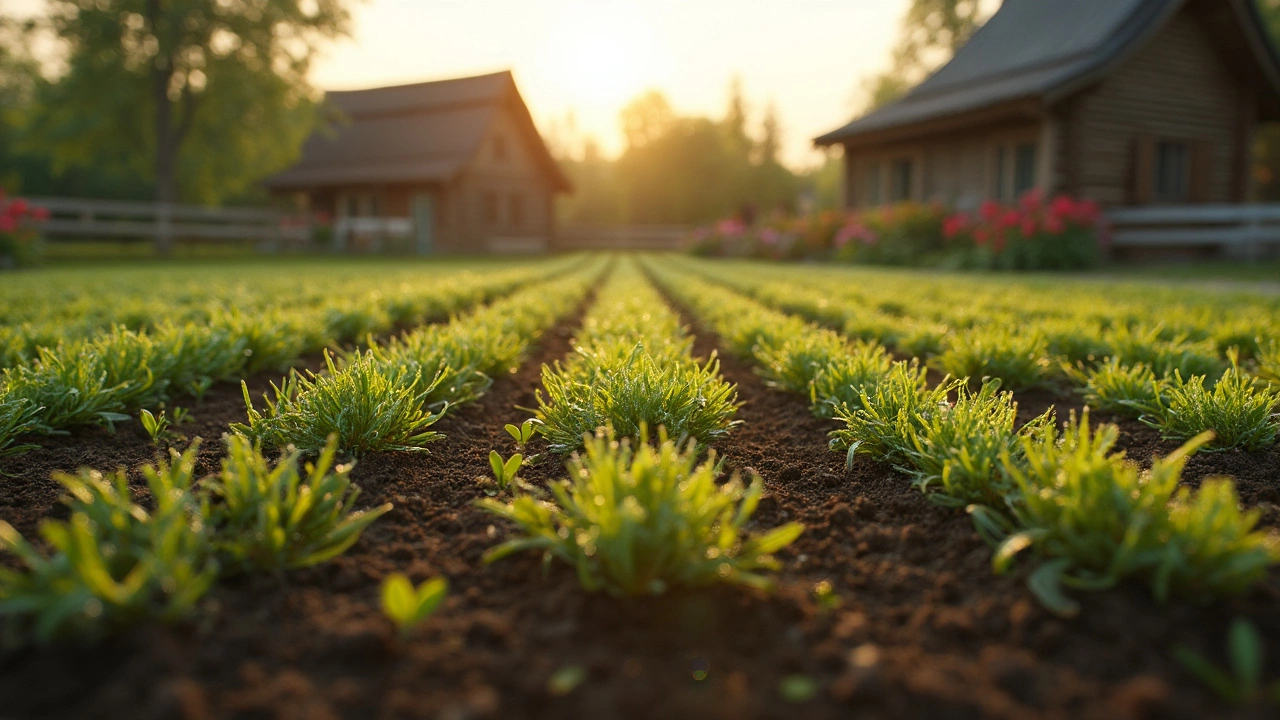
[541,2,658,112]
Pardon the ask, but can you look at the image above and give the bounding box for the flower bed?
[688,191,1105,271]
[0,190,49,269]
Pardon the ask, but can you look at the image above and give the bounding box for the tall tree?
[30,0,351,253]
[724,76,751,157]
[1253,0,1280,200]
[862,0,987,111]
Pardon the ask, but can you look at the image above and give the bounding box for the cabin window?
[864,162,883,206]
[889,159,913,202]
[508,193,524,228]
[494,136,508,163]
[481,192,499,225]
[1155,141,1191,202]
[992,146,1007,200]
[1013,143,1037,197]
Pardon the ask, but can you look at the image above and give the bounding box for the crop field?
[1,254,1278,719]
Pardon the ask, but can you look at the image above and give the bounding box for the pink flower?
[716,218,746,237]
[833,223,861,248]
[999,210,1021,230]
[759,228,780,246]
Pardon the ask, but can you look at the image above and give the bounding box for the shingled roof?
[815,0,1280,145]
[265,71,570,191]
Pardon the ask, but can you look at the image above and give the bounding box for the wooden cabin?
[816,0,1280,212]
[265,71,571,254]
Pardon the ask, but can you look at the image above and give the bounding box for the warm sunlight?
[537,2,661,114]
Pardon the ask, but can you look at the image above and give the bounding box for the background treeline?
[549,82,842,226]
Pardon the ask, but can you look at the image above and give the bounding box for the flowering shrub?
[687,191,1105,271]
[0,190,49,269]
[942,191,1103,270]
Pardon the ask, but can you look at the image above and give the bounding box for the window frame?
[1154,140,1191,203]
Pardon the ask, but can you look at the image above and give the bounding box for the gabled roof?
[815,0,1280,145]
[265,71,571,192]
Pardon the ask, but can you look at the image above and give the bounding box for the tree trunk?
[148,0,176,256]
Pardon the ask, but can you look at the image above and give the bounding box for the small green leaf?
[1228,618,1263,699]
[505,424,522,443]
[778,674,819,703]
[547,665,587,696]
[1027,559,1079,617]
[381,573,417,626]
[489,450,505,480]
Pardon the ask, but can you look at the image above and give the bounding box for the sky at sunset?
[311,0,909,167]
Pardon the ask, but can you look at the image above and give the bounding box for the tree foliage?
[556,82,812,226]
[1254,0,1280,200]
[12,0,350,216]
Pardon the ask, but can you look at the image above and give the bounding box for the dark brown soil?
[0,295,1278,719]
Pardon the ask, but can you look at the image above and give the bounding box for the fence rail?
[558,225,689,251]
[1108,204,1280,258]
[27,196,308,246]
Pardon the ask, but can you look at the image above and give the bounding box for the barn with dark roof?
[816,0,1280,212]
[265,71,570,254]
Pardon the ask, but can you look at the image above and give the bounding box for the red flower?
[974,228,989,246]
[942,214,970,240]
[31,206,50,222]
[1019,217,1037,238]
[979,200,1001,222]
[0,215,15,233]
[1049,195,1075,219]
[999,210,1021,230]
[9,199,28,216]
[1044,214,1065,235]
[992,228,1007,253]
[1019,188,1044,212]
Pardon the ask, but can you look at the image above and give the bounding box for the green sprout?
[381,573,448,639]
[139,408,170,445]
[1143,366,1280,451]
[488,450,525,493]
[505,418,539,447]
[203,435,392,573]
[0,443,218,643]
[479,427,804,595]
[972,413,1277,616]
[1174,618,1280,706]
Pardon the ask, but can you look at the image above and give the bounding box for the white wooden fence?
[1108,204,1280,259]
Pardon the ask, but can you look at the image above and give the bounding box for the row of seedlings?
[0,436,387,643]
[233,259,608,456]
[647,257,1277,615]
[477,258,804,596]
[682,259,1280,452]
[0,257,584,368]
[0,258,583,460]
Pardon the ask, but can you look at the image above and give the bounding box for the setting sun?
[538,2,661,113]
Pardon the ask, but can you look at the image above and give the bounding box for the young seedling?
[139,408,170,445]
[381,573,448,639]
[1174,618,1280,706]
[203,435,393,572]
[169,406,191,425]
[479,426,804,595]
[505,419,538,447]
[488,450,525,493]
